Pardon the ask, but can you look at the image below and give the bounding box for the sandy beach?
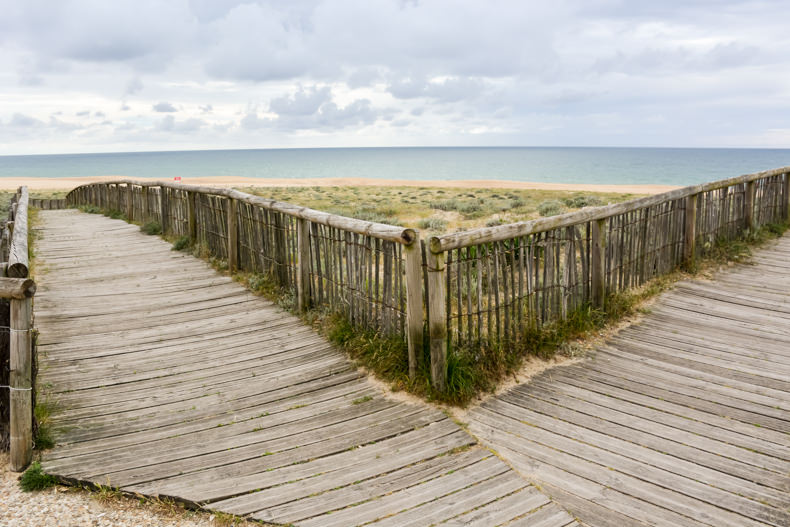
[0,175,679,194]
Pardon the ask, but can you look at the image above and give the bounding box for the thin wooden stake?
[591,218,606,308]
[745,180,756,231]
[404,236,423,379]
[297,217,311,312]
[227,198,238,272]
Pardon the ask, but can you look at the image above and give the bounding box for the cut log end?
[6,263,29,279]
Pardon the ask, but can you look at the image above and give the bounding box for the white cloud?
[0,0,789,153]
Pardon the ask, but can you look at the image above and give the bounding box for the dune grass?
[237,185,637,235]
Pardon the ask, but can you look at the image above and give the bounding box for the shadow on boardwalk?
[470,236,790,526]
[35,210,575,527]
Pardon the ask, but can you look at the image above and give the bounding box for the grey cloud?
[241,111,270,130]
[48,116,81,132]
[316,99,376,128]
[9,113,44,127]
[270,87,331,116]
[126,77,143,95]
[199,104,213,114]
[95,111,106,118]
[249,92,378,131]
[7,2,193,68]
[347,67,381,88]
[153,102,178,113]
[389,76,484,103]
[157,115,205,133]
[76,110,90,117]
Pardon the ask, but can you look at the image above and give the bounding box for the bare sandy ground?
[0,175,679,194]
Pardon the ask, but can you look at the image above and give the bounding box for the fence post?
[404,235,423,380]
[160,187,169,235]
[296,218,311,312]
[684,193,697,269]
[426,246,446,391]
[784,172,790,221]
[9,296,33,472]
[187,191,197,242]
[141,186,149,223]
[126,184,134,221]
[227,198,238,272]
[591,218,606,308]
[745,179,755,231]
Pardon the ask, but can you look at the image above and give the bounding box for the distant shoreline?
[0,175,678,195]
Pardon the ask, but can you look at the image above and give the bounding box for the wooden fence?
[30,198,67,210]
[0,187,37,471]
[66,181,425,380]
[65,167,790,391]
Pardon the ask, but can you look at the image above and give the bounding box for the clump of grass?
[140,221,162,235]
[418,218,448,232]
[103,209,125,220]
[19,462,58,492]
[563,195,604,208]
[485,218,506,227]
[703,221,788,266]
[171,235,191,251]
[537,199,566,217]
[33,396,58,450]
[93,483,122,503]
[431,199,460,212]
[327,313,409,384]
[352,208,402,225]
[502,197,526,210]
[78,205,101,214]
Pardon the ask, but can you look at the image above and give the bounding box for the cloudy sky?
[1,0,789,155]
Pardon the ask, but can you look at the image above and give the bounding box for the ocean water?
[1,147,789,187]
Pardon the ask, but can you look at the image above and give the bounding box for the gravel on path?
[1,454,261,527]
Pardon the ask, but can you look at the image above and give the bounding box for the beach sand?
[0,175,679,194]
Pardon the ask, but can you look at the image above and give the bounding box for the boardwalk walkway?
[34,210,575,527]
[469,237,790,526]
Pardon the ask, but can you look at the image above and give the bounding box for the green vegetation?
[78,204,101,214]
[417,217,448,232]
[140,221,162,235]
[171,235,191,251]
[537,199,566,217]
[33,395,58,450]
[104,209,125,220]
[19,462,58,492]
[237,185,631,234]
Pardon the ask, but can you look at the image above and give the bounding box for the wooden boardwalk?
[34,210,576,527]
[470,236,790,527]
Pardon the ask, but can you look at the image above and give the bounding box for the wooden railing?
[425,166,790,388]
[66,181,425,379]
[65,167,790,392]
[30,198,67,210]
[0,187,36,471]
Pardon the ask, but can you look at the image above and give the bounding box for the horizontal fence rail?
[65,167,790,391]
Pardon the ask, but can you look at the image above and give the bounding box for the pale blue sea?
[1,147,789,187]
